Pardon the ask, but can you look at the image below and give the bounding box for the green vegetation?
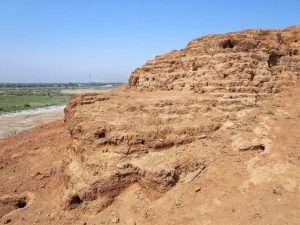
[0,87,69,113]
[0,82,122,113]
[0,95,68,112]
[265,111,275,115]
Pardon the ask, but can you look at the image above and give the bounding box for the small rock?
[272,186,282,195]
[175,199,183,208]
[198,135,207,139]
[182,166,206,183]
[239,143,265,152]
[32,172,42,177]
[195,186,202,192]
[111,216,120,223]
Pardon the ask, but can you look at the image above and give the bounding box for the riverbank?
[0,83,121,113]
[0,86,118,138]
[0,105,65,138]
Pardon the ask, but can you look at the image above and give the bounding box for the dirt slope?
[1,25,300,225]
[0,121,72,224]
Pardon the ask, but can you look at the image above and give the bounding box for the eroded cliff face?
[62,26,300,225]
[129,25,300,93]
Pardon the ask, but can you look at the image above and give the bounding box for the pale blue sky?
[0,0,299,83]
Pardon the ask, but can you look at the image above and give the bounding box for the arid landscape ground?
[0,25,300,225]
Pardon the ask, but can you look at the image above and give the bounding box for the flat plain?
[0,83,120,113]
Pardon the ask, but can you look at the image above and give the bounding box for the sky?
[0,0,299,83]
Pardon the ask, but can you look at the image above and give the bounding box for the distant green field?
[0,83,122,113]
[0,85,69,113]
[0,95,69,113]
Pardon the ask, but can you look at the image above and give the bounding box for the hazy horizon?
[0,1,299,83]
[0,81,124,84]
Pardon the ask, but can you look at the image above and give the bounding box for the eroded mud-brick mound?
[129,25,300,93]
[63,25,300,225]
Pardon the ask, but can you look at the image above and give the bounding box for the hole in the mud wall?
[249,71,255,81]
[4,218,12,224]
[289,49,298,56]
[192,62,199,71]
[220,39,237,49]
[15,198,27,209]
[69,194,82,206]
[254,144,266,151]
[129,76,139,86]
[268,51,282,67]
[95,128,106,139]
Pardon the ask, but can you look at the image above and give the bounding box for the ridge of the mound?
[129,25,300,95]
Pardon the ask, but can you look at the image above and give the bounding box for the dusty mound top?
[129,25,300,94]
